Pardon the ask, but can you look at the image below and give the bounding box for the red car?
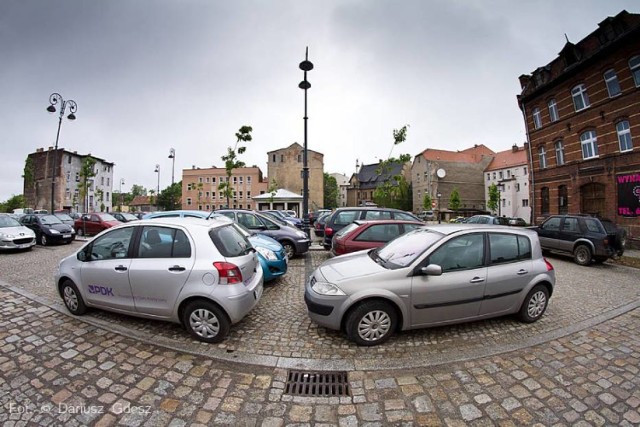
[74,213,121,236]
[331,219,424,256]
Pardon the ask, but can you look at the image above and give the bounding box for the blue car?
[145,210,287,282]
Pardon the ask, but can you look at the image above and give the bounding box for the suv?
[531,214,623,265]
[322,207,421,249]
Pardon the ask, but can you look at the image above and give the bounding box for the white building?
[330,173,350,207]
[484,145,531,222]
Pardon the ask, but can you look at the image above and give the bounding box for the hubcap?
[284,245,294,258]
[63,287,78,311]
[189,309,220,338]
[358,310,391,342]
[527,291,547,318]
[576,248,588,263]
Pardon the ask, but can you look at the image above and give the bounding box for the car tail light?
[213,262,243,284]
[603,238,609,247]
[544,258,554,271]
[325,227,334,237]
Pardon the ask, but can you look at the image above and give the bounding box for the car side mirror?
[77,250,88,262]
[420,264,443,276]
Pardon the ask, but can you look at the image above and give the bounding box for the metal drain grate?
[284,370,350,397]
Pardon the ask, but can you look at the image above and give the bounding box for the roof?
[130,196,153,206]
[356,160,405,189]
[485,146,528,172]
[266,142,323,157]
[417,144,495,163]
[252,188,303,200]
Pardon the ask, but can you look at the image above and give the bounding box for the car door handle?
[470,277,485,283]
[114,265,128,272]
[517,269,528,275]
[168,265,186,272]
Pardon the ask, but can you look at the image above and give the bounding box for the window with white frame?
[187,198,192,205]
[617,120,633,152]
[247,191,251,198]
[233,176,237,184]
[487,173,490,181]
[239,176,243,184]
[571,84,590,112]
[532,107,542,129]
[604,69,622,97]
[522,199,529,207]
[212,177,216,183]
[538,146,547,169]
[199,177,203,183]
[555,140,565,166]
[580,130,599,159]
[187,183,192,191]
[247,176,251,184]
[548,98,559,122]
[630,55,640,87]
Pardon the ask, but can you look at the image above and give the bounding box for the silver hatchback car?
[55,218,263,343]
[305,224,555,346]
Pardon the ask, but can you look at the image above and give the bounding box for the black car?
[20,214,75,246]
[322,207,421,249]
[530,214,621,265]
[112,212,140,223]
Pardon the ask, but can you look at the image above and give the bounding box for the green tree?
[422,193,432,211]
[158,181,182,211]
[95,188,105,212]
[449,188,461,211]
[78,157,97,212]
[22,157,35,209]
[196,182,204,208]
[487,183,499,213]
[219,125,253,208]
[1,194,25,213]
[149,189,156,208]
[323,173,339,209]
[372,125,412,209]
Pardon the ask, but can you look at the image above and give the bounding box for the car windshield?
[0,215,21,228]
[259,213,286,227]
[231,222,253,238]
[40,215,63,225]
[121,213,138,221]
[335,222,359,237]
[97,213,118,221]
[374,228,443,269]
[55,213,73,221]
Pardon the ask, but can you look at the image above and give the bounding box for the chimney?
[512,144,519,153]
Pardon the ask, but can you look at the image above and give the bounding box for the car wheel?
[346,300,397,346]
[518,285,549,323]
[77,228,84,237]
[282,242,295,259]
[182,300,230,343]
[60,280,87,315]
[573,244,592,266]
[39,234,48,246]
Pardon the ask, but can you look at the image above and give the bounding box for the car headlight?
[0,232,11,239]
[255,246,278,261]
[311,281,346,296]
[296,231,308,239]
[70,227,75,233]
[50,229,60,234]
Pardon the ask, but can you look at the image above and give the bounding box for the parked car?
[283,210,297,218]
[322,207,421,249]
[331,219,425,256]
[0,213,36,251]
[309,209,331,225]
[54,212,76,228]
[55,218,264,343]
[112,212,140,223]
[75,213,121,237]
[305,224,555,346]
[313,212,331,237]
[146,210,288,282]
[261,210,302,229]
[465,215,510,225]
[508,217,527,227]
[216,209,310,258]
[417,210,436,221]
[530,214,623,265]
[599,218,627,257]
[449,216,467,223]
[20,213,75,245]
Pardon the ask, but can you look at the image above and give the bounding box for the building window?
[101,177,104,185]
[187,183,192,191]
[604,69,622,97]
[493,172,496,179]
[523,167,527,175]
[548,98,559,122]
[239,191,243,199]
[187,198,192,206]
[232,176,237,184]
[555,140,565,166]
[515,183,520,192]
[487,173,490,181]
[532,107,542,129]
[498,171,503,179]
[571,84,590,112]
[239,176,243,184]
[272,154,276,162]
[75,172,79,182]
[541,187,549,214]
[68,155,72,164]
[106,192,110,202]
[580,130,599,159]
[199,177,203,183]
[522,199,529,207]
[280,154,284,162]
[630,55,640,87]
[558,185,568,214]
[247,176,252,184]
[298,154,302,162]
[206,177,210,183]
[247,191,251,198]
[538,146,547,169]
[212,177,216,183]
[212,192,216,199]
[617,120,633,152]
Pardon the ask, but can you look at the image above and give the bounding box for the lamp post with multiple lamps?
[46,93,77,213]
[154,164,160,210]
[299,47,314,236]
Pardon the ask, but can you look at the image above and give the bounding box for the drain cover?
[284,370,350,397]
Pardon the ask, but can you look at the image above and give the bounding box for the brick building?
[518,10,640,241]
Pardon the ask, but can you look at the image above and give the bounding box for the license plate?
[18,243,31,249]
[63,234,71,238]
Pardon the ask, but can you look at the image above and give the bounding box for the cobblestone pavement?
[0,242,639,425]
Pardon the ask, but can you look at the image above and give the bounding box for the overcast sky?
[1,0,637,202]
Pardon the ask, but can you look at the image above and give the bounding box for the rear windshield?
[210,224,253,257]
[335,222,359,237]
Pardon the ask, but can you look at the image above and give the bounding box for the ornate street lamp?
[299,47,314,236]
[154,164,160,210]
[46,93,77,213]
[168,148,175,185]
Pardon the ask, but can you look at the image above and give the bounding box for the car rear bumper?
[218,267,264,324]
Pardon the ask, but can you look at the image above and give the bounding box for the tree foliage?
[158,181,182,211]
[78,157,97,212]
[372,125,412,209]
[323,173,339,209]
[487,183,499,213]
[0,194,26,213]
[449,188,461,211]
[422,193,432,211]
[219,125,252,207]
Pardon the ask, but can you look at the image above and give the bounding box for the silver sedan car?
[55,218,263,343]
[305,225,555,346]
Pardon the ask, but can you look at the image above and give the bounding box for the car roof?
[129,217,231,230]
[423,223,538,237]
[353,219,424,225]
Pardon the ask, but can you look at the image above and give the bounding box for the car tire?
[182,300,230,343]
[60,280,87,315]
[573,244,592,266]
[77,228,84,237]
[518,285,549,323]
[281,241,295,259]
[346,300,397,346]
[39,233,48,246]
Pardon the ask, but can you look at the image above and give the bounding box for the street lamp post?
[497,183,505,217]
[119,178,125,212]
[154,164,160,210]
[168,148,175,210]
[437,192,442,224]
[46,93,77,213]
[299,47,314,237]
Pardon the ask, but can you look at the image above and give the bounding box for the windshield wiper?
[369,249,387,268]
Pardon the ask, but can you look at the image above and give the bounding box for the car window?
[218,212,235,221]
[0,215,21,227]
[495,217,509,225]
[488,233,531,264]
[98,213,118,221]
[334,210,359,225]
[210,224,252,257]
[138,226,191,258]
[238,212,263,228]
[376,228,444,269]
[541,217,561,231]
[90,227,135,260]
[157,213,180,218]
[429,233,485,272]
[335,222,359,238]
[394,212,418,221]
[356,224,401,242]
[40,215,63,225]
[584,218,604,233]
[562,217,579,232]
[403,223,423,233]
[185,213,205,218]
[91,215,100,222]
[257,214,280,230]
[364,210,391,220]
